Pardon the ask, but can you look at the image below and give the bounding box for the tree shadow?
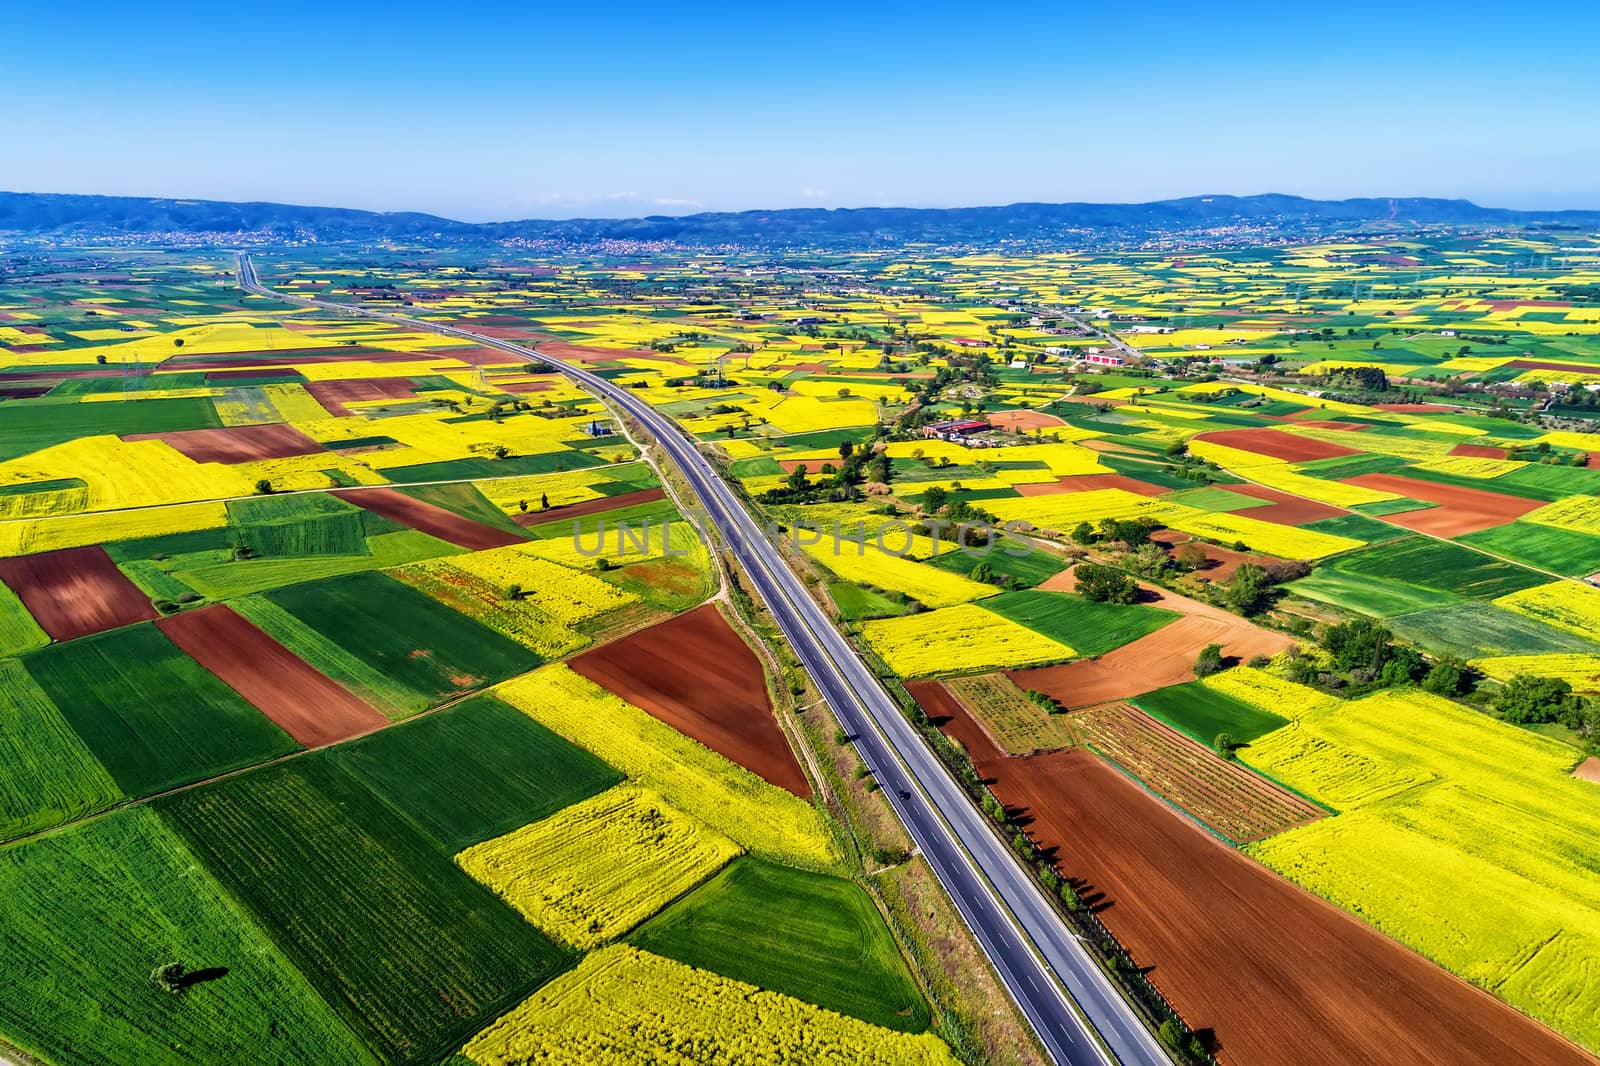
[175,966,229,990]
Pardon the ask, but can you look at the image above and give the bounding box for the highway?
[238,254,1170,1066]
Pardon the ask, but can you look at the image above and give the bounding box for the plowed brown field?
[123,423,324,464]
[332,487,526,550]
[571,604,810,796]
[936,703,1592,1066]
[157,604,387,745]
[1012,582,1292,707]
[1194,427,1359,462]
[1228,484,1346,525]
[1343,473,1542,536]
[304,377,420,416]
[1015,473,1167,497]
[513,487,666,526]
[0,546,157,640]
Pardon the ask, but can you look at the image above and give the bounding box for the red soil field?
[163,347,412,370]
[157,604,387,746]
[123,423,324,464]
[987,409,1067,432]
[331,488,526,550]
[0,385,53,399]
[1507,359,1596,374]
[1449,443,1509,459]
[1194,428,1358,462]
[1227,484,1346,524]
[1573,756,1600,783]
[202,367,301,382]
[0,545,157,641]
[512,487,666,526]
[1344,473,1542,536]
[1015,580,1292,707]
[305,377,419,417]
[934,709,1590,1066]
[1015,473,1167,497]
[495,379,554,394]
[537,342,690,367]
[570,603,810,797]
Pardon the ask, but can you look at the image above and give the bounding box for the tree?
[921,485,948,513]
[1421,656,1467,696]
[1075,563,1138,604]
[1323,616,1396,674]
[1493,673,1578,724]
[786,464,810,492]
[1214,731,1236,756]
[506,583,524,601]
[1222,562,1268,614]
[970,560,997,584]
[1132,541,1168,577]
[253,479,273,496]
[839,439,854,462]
[540,492,550,510]
[1174,541,1209,571]
[1070,521,1097,546]
[150,962,188,995]
[1194,642,1225,678]
[518,498,529,512]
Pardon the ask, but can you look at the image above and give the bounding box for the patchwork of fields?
[5,235,1600,1064]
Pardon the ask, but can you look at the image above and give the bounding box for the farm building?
[921,418,989,440]
[1084,351,1124,367]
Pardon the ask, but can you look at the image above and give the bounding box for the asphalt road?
[238,255,1170,1066]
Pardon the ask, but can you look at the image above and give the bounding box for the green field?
[0,660,122,842]
[1458,522,1600,578]
[927,539,1069,588]
[158,757,570,1064]
[171,530,458,599]
[629,856,930,1032]
[230,593,425,718]
[0,396,219,462]
[1388,602,1600,659]
[0,808,373,1066]
[262,571,540,706]
[1133,680,1288,745]
[225,493,399,557]
[1299,512,1406,543]
[1325,536,1548,599]
[397,481,534,537]
[328,694,621,852]
[25,625,297,797]
[829,580,910,620]
[982,589,1177,657]
[0,580,48,657]
[1289,567,1463,618]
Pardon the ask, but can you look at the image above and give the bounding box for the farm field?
[569,603,810,795]
[459,945,955,1066]
[1070,702,1324,843]
[0,808,374,1066]
[6,235,1600,1064]
[157,757,570,1064]
[457,783,741,949]
[936,697,1592,1066]
[631,856,932,1032]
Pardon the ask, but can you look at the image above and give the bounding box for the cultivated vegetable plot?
[941,673,1078,754]
[1074,703,1324,842]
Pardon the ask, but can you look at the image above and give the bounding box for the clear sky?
[5,1,1597,220]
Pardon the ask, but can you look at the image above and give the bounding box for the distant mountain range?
[2,190,1596,249]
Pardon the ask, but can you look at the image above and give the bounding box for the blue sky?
[4,1,1598,220]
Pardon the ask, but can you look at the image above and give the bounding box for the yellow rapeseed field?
[460,945,957,1066]
[456,785,739,949]
[1495,581,1600,639]
[1242,688,1600,1048]
[0,501,230,557]
[860,603,1074,677]
[496,666,838,868]
[1470,653,1600,692]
